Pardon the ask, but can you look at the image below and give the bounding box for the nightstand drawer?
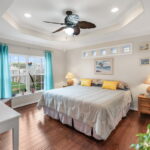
[139,99,150,107]
[139,106,150,114]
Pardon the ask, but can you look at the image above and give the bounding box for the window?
[9,54,44,97]
[82,43,132,59]
[83,52,88,57]
[92,50,97,56]
[122,45,131,53]
[28,57,44,92]
[111,48,117,54]
[100,49,106,55]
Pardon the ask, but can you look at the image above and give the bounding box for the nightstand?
[138,94,150,115]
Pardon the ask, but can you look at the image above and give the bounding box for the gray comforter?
[38,85,132,139]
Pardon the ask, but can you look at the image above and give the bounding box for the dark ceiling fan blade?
[52,26,67,33]
[43,21,65,25]
[78,21,96,29]
[73,26,80,35]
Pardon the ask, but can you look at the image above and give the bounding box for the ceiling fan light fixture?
[64,27,74,35]
[44,10,96,35]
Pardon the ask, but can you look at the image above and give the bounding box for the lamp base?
[147,86,150,93]
[144,94,150,98]
[67,79,73,86]
[145,86,150,97]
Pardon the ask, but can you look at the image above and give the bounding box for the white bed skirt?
[43,103,130,140]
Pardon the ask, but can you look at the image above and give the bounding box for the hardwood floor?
[0,104,150,150]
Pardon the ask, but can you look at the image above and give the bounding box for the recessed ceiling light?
[111,7,119,13]
[24,13,32,18]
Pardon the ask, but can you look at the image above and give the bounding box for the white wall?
[52,50,66,86]
[2,35,150,110]
[66,35,150,110]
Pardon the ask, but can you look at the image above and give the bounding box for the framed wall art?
[139,43,150,51]
[95,58,113,75]
[140,58,150,65]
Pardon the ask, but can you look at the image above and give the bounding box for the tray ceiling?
[0,0,149,50]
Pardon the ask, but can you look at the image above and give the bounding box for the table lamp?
[65,72,74,86]
[144,77,150,96]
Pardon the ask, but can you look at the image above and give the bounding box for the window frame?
[9,53,44,97]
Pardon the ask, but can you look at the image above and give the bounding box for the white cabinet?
[0,102,20,150]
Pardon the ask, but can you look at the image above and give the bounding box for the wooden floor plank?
[0,104,150,150]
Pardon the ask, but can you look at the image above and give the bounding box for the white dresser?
[0,102,20,150]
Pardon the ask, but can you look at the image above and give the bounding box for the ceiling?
[0,0,150,50]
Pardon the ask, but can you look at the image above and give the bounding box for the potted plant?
[12,88,19,97]
[29,73,35,93]
[130,124,150,150]
[21,88,27,95]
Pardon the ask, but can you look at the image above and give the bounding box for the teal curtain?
[44,51,54,90]
[0,44,12,99]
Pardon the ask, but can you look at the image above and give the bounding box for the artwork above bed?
[95,58,113,75]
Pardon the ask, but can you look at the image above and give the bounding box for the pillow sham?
[80,78,129,90]
[92,79,103,86]
[102,80,119,90]
[117,81,129,90]
[81,79,92,87]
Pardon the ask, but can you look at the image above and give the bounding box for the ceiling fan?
[43,11,96,35]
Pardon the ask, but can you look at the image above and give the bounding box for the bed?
[37,85,132,140]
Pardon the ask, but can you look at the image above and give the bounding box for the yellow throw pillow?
[102,80,119,90]
[81,79,92,87]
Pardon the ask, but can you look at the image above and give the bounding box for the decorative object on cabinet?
[95,58,113,75]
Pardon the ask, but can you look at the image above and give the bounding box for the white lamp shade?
[144,77,150,84]
[65,72,74,79]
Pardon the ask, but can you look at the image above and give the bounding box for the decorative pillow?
[102,80,119,90]
[81,79,92,87]
[73,78,80,85]
[92,79,103,86]
[117,81,129,90]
